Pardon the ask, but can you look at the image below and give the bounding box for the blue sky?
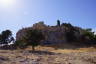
[0,0,96,37]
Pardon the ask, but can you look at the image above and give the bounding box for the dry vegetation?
[0,45,96,64]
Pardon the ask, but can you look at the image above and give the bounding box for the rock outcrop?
[16,21,82,45]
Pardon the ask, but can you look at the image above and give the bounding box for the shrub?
[18,29,45,51]
[14,40,27,49]
[82,29,94,41]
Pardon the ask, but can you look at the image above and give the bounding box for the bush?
[16,29,45,51]
[82,29,94,41]
[94,35,96,42]
[14,40,27,49]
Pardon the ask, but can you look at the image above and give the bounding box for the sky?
[0,0,96,37]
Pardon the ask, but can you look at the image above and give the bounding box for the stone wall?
[16,22,68,45]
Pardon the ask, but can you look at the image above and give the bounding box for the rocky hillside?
[16,21,83,45]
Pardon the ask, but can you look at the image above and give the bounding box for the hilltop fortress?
[16,21,82,45]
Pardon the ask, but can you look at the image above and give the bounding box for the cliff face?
[16,22,81,45]
[41,26,67,44]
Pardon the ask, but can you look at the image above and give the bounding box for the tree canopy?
[16,29,45,51]
[0,30,14,45]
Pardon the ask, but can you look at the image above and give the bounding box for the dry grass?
[0,45,96,64]
[52,47,96,53]
[25,45,96,53]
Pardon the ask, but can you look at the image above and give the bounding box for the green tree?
[61,23,72,28]
[0,30,13,45]
[22,29,45,51]
[83,29,94,40]
[57,20,60,26]
[14,40,27,49]
[94,35,96,41]
[0,34,2,44]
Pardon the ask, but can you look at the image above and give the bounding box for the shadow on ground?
[43,42,96,50]
[23,50,56,55]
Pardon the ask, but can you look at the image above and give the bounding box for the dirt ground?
[0,46,96,64]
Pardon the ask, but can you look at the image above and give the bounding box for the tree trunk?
[32,46,35,51]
